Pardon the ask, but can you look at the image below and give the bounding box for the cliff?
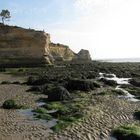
[0,24,91,67]
[49,43,75,62]
[0,23,54,66]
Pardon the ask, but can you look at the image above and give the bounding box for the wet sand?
[0,73,140,140]
[0,74,53,140]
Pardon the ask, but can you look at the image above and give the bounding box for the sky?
[0,0,140,59]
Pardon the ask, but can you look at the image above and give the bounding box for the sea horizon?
[96,57,140,63]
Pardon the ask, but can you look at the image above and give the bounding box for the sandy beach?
[0,68,140,140]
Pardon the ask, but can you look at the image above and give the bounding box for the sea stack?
[72,49,92,63]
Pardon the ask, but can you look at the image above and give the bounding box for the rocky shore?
[0,62,140,140]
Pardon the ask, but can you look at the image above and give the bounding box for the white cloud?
[74,0,128,15]
[74,0,107,15]
[75,0,106,9]
[50,0,140,59]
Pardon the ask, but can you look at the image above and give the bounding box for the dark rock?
[27,76,39,85]
[1,81,11,84]
[99,78,117,86]
[2,99,16,109]
[27,84,48,93]
[112,125,140,140]
[76,49,91,61]
[134,111,140,120]
[114,89,126,95]
[12,81,20,84]
[0,67,6,72]
[47,86,71,101]
[86,71,98,79]
[72,49,92,63]
[129,78,140,87]
[120,84,140,96]
[27,76,49,85]
[67,79,97,91]
[127,87,140,96]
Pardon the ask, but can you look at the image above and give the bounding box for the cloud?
[49,0,140,59]
[74,0,106,15]
[74,0,129,16]
[74,0,106,10]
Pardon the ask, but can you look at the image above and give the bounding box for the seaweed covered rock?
[112,125,140,140]
[47,86,71,101]
[67,79,99,91]
[2,99,17,109]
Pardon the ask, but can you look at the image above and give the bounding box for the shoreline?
[94,58,140,63]
[0,62,140,139]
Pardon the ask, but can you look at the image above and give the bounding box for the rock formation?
[49,43,75,62]
[72,49,91,62]
[0,23,53,66]
[0,24,92,67]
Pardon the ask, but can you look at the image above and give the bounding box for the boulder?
[2,99,16,109]
[27,76,49,85]
[67,79,98,91]
[47,86,71,101]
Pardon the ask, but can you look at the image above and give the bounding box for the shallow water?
[19,109,35,119]
[109,136,117,140]
[99,73,131,85]
[36,101,46,107]
[19,109,58,128]
[116,86,139,102]
[99,72,139,102]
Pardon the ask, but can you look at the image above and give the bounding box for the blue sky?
[1,0,140,59]
[1,0,76,28]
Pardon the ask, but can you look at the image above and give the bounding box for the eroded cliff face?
[0,24,53,66]
[0,24,91,67]
[49,43,75,62]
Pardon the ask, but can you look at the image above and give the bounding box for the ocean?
[97,58,140,63]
